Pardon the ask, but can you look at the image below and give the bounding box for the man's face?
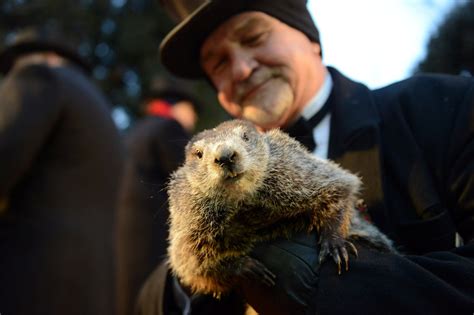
[200,11,325,130]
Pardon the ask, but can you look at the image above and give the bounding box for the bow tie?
[284,101,331,151]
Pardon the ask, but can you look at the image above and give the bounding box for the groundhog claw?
[341,246,349,272]
[319,239,358,275]
[348,241,359,257]
[239,257,276,287]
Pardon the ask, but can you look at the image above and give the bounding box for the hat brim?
[0,41,91,75]
[160,1,247,79]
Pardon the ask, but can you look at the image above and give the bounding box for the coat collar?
[326,67,380,158]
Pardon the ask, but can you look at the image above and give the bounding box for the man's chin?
[241,107,285,130]
[236,77,294,129]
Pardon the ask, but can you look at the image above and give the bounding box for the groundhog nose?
[214,151,237,169]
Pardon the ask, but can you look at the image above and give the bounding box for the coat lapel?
[326,68,393,235]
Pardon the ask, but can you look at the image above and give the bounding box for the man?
[116,81,200,315]
[137,0,474,314]
[0,27,123,314]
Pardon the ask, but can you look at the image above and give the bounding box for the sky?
[308,0,458,88]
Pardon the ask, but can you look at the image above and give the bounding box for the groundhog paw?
[319,238,358,275]
[238,256,276,287]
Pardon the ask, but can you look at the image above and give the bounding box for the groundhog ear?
[184,142,197,157]
[244,120,258,131]
[184,143,192,153]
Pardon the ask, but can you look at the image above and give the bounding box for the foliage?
[415,0,474,76]
[0,0,227,129]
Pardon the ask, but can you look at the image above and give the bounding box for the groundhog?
[167,119,394,297]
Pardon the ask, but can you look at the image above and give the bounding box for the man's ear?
[217,91,242,118]
[311,42,321,57]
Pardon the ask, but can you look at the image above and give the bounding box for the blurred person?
[0,26,123,315]
[116,80,200,315]
[135,0,474,314]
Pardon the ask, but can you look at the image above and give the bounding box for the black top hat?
[0,26,91,75]
[159,0,319,80]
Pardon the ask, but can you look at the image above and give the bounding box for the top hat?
[159,0,319,79]
[0,26,91,75]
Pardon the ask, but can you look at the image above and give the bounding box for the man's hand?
[239,231,320,315]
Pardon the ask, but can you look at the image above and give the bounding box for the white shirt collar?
[300,70,333,158]
[301,70,333,121]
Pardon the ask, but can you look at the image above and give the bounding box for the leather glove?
[240,231,320,315]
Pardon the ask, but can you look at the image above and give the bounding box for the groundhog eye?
[242,132,249,142]
[194,150,203,159]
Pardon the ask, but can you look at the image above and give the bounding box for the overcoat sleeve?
[315,242,474,315]
[0,65,61,198]
[242,235,474,315]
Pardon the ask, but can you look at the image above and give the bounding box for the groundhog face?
[184,120,270,201]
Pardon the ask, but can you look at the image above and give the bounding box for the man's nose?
[230,50,257,82]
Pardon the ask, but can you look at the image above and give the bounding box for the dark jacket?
[135,68,474,315]
[116,117,191,315]
[0,64,123,315]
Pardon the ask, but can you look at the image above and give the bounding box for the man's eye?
[242,32,264,46]
[212,57,228,73]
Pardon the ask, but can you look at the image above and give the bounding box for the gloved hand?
[239,231,320,315]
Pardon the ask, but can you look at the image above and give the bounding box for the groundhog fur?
[167,119,394,296]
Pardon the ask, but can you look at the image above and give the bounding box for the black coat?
[136,68,474,315]
[116,117,191,315]
[327,67,474,251]
[0,64,124,315]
